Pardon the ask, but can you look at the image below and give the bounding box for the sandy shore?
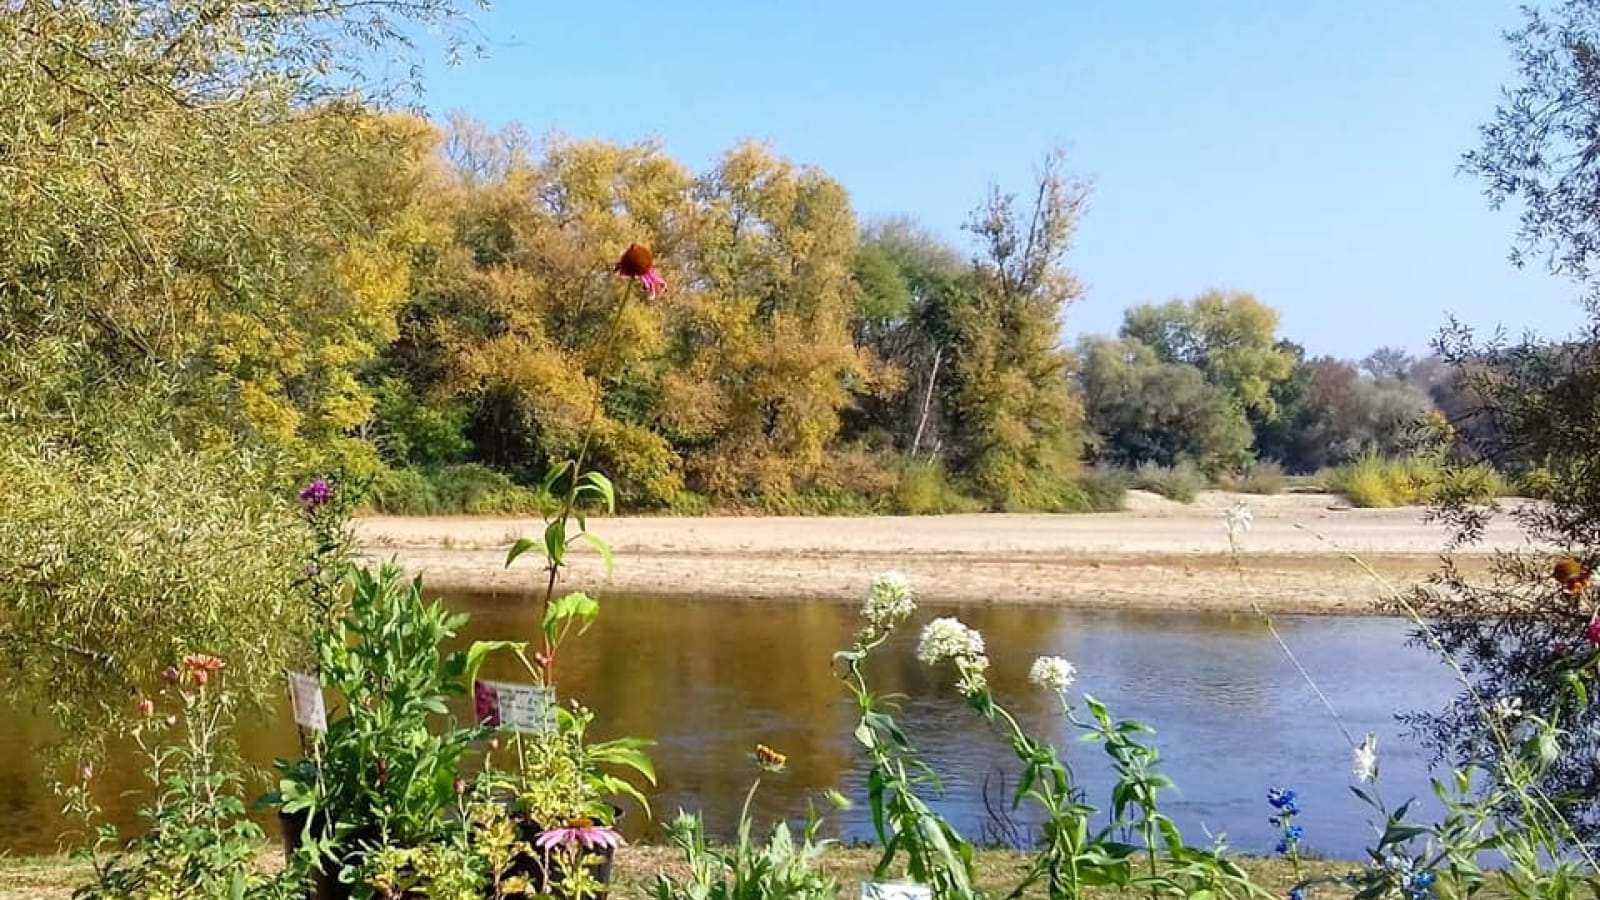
[355,491,1532,615]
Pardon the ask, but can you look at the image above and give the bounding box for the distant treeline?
[0,89,1495,516]
[344,118,1491,514]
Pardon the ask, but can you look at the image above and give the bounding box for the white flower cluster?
[862,571,916,630]
[1028,656,1077,695]
[1352,732,1379,783]
[916,617,985,665]
[1490,696,1524,722]
[916,617,989,697]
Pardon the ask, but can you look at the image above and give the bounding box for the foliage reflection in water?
[0,593,1454,860]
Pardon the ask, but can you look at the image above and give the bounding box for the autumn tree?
[942,151,1089,509]
[387,126,871,506]
[0,0,474,735]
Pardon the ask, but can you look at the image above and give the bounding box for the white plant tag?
[861,883,932,900]
[474,680,556,735]
[287,671,327,732]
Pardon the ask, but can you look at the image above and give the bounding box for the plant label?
[287,671,327,732]
[861,883,931,900]
[474,680,555,735]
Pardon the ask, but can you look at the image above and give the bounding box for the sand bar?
[356,491,1533,615]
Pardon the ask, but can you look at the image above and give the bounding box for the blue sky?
[407,1,1581,359]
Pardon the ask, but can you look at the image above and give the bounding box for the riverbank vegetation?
[0,849,1313,900]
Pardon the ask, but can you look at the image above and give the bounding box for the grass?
[1131,461,1207,503]
[368,464,553,516]
[1324,454,1509,508]
[0,846,1321,900]
[1218,460,1287,495]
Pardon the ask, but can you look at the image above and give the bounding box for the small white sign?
[287,671,327,732]
[861,883,932,900]
[474,680,556,735]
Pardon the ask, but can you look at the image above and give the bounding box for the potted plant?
[470,653,655,900]
[266,562,494,899]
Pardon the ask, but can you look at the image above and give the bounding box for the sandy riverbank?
[355,491,1533,615]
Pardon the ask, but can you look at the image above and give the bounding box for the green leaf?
[464,640,524,688]
[544,519,567,568]
[505,537,538,568]
[542,460,574,494]
[543,591,599,644]
[578,470,617,513]
[578,531,615,575]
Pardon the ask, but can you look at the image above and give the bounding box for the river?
[0,591,1457,861]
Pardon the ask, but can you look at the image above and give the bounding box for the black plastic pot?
[277,809,353,900]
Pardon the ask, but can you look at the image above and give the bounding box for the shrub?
[1327,454,1504,508]
[1230,460,1287,495]
[1327,454,1403,507]
[1075,467,1131,511]
[893,462,983,515]
[1516,465,1555,499]
[369,465,551,515]
[371,466,440,514]
[1131,460,1207,503]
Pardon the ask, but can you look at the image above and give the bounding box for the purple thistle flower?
[299,478,333,510]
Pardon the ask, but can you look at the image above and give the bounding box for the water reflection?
[0,593,1455,860]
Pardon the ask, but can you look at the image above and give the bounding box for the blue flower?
[1404,870,1437,899]
[1287,889,1306,900]
[1286,824,1304,840]
[1268,787,1300,813]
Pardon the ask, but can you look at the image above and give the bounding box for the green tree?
[1120,291,1296,417]
[1398,0,1600,837]
[1076,336,1253,470]
[1399,312,1600,837]
[843,219,966,455]
[1464,0,1600,280]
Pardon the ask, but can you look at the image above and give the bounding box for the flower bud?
[137,698,154,718]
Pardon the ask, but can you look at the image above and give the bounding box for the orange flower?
[752,743,788,772]
[182,654,225,685]
[1554,558,1592,595]
[614,243,666,297]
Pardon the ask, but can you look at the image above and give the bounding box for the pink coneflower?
[473,681,501,727]
[614,244,666,298]
[1585,620,1600,645]
[535,818,625,852]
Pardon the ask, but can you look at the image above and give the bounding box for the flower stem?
[535,277,637,687]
